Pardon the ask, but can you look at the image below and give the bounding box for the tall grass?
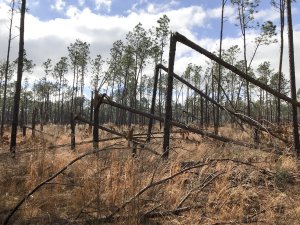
[0,124,299,224]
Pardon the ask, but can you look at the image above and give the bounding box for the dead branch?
[48,136,123,149]
[144,204,203,218]
[104,158,271,221]
[75,115,161,156]
[143,204,162,217]
[104,160,211,221]
[3,144,117,225]
[176,171,225,209]
[101,97,263,149]
[74,198,96,221]
[23,125,57,138]
[82,204,203,224]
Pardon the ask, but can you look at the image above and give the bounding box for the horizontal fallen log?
[47,131,195,150]
[74,115,161,156]
[82,204,203,224]
[75,115,126,138]
[23,125,56,137]
[48,137,123,149]
[134,130,187,136]
[85,204,204,223]
[101,98,259,149]
[144,204,203,218]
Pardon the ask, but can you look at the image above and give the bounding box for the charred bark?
[163,34,176,159]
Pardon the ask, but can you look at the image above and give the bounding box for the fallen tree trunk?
[101,98,259,149]
[174,32,300,108]
[74,115,161,156]
[158,64,289,144]
[23,125,56,137]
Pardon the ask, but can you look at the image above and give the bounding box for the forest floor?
[0,124,300,225]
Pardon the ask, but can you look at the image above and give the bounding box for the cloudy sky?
[0,0,300,91]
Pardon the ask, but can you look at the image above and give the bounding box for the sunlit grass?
[0,124,299,224]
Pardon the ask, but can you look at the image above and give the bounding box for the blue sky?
[0,0,300,90]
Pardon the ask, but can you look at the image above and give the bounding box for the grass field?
[0,124,299,224]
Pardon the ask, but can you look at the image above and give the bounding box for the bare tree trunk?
[20,102,24,129]
[32,108,37,138]
[147,64,159,142]
[89,91,93,132]
[40,103,43,131]
[93,93,106,150]
[216,0,227,135]
[277,0,285,124]
[93,100,100,150]
[10,0,26,154]
[200,97,204,129]
[163,34,176,159]
[61,93,64,124]
[70,112,75,150]
[24,96,28,125]
[158,70,162,129]
[205,84,209,128]
[1,0,15,139]
[286,0,300,153]
[211,69,217,134]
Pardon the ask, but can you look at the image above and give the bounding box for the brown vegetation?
[0,124,300,224]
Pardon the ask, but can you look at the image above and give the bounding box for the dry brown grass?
[0,124,299,225]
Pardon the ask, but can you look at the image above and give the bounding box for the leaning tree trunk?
[286,0,300,153]
[10,0,26,154]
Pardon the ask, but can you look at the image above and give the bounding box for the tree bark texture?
[10,0,26,154]
[163,33,176,159]
[286,0,300,153]
[147,64,160,142]
[1,0,15,139]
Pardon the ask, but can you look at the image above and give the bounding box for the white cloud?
[78,0,85,7]
[207,5,235,20]
[66,5,80,18]
[0,1,300,91]
[51,0,66,11]
[146,1,179,14]
[95,0,112,12]
[1,0,11,4]
[128,0,179,15]
[254,8,280,22]
[0,2,9,20]
[0,3,208,85]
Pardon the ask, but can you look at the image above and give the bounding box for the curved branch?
[3,145,115,225]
